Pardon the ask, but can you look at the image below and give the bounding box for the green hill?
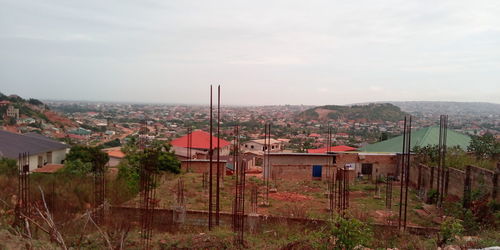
[299,103,407,122]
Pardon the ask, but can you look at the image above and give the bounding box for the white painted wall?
[23,149,67,171]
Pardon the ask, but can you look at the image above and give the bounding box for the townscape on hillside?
[0,91,499,249]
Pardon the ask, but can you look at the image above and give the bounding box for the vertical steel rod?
[208,85,213,230]
[216,85,221,226]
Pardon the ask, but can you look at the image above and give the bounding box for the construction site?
[0,87,499,249]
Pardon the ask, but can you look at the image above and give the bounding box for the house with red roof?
[308,133,321,138]
[170,130,231,157]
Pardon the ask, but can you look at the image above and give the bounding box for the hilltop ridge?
[299,103,407,122]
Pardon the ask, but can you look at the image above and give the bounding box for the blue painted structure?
[312,165,322,178]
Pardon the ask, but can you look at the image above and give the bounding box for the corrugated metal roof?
[171,130,231,149]
[0,130,69,159]
[359,126,471,153]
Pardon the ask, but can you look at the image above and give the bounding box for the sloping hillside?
[0,92,76,128]
[299,103,407,122]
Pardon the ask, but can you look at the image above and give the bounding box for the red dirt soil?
[44,111,77,127]
[269,192,312,202]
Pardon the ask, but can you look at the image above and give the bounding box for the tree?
[0,157,17,176]
[378,132,389,142]
[413,145,440,166]
[118,139,180,193]
[62,146,109,175]
[327,216,372,250]
[28,98,44,106]
[439,217,464,246]
[468,133,500,160]
[101,138,121,148]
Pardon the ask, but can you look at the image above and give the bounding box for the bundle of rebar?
[250,186,258,214]
[187,127,192,171]
[208,84,222,229]
[232,125,245,245]
[385,176,393,209]
[93,161,106,225]
[139,149,158,250]
[16,152,31,228]
[334,168,349,216]
[437,115,448,207]
[177,178,185,206]
[398,115,412,231]
[264,123,271,204]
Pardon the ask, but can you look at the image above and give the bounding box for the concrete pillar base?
[172,205,186,224]
[247,213,259,233]
[259,201,271,207]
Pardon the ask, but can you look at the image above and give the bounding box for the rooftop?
[0,130,69,159]
[171,130,231,149]
[359,126,472,153]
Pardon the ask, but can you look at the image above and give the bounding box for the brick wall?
[181,160,226,176]
[267,153,398,181]
[110,206,439,236]
[410,163,499,202]
[336,153,398,181]
[269,154,334,181]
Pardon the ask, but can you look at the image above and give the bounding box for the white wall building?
[0,130,69,171]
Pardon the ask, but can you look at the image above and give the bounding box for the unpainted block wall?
[181,161,226,176]
[410,163,499,202]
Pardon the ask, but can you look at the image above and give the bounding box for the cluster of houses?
[0,126,473,183]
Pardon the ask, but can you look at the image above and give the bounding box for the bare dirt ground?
[315,108,336,120]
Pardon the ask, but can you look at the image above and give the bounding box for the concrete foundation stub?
[172,205,186,224]
[247,213,259,233]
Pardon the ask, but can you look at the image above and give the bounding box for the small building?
[171,130,231,156]
[102,147,125,167]
[0,100,11,107]
[68,127,92,137]
[269,153,337,181]
[0,130,69,171]
[242,139,284,152]
[6,105,19,119]
[353,126,473,179]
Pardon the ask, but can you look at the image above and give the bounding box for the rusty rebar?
[216,85,221,226]
[93,160,106,225]
[398,116,407,230]
[233,125,245,245]
[16,152,30,228]
[208,85,213,230]
[398,115,412,231]
[187,127,192,171]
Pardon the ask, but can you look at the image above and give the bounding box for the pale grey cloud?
[0,0,499,105]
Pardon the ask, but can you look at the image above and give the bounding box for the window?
[361,164,373,175]
[250,145,254,149]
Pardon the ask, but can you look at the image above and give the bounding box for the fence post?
[463,166,472,209]
[430,166,435,190]
[417,164,422,191]
[444,169,449,196]
[492,163,499,202]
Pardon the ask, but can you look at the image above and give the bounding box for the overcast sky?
[1,0,499,105]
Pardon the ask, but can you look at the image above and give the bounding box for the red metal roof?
[32,164,64,173]
[171,130,231,149]
[107,150,125,158]
[307,145,357,153]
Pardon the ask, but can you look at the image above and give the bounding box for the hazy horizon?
[1,0,499,105]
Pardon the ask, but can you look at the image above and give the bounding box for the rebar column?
[216,85,221,226]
